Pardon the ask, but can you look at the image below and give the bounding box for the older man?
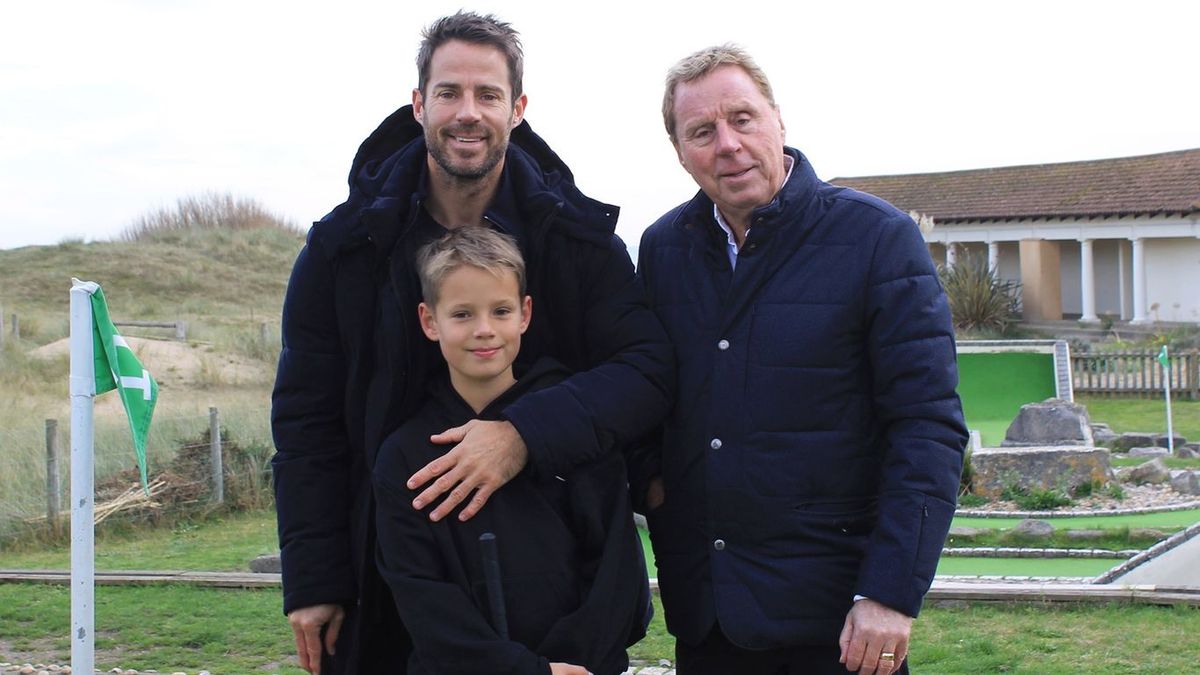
[636,45,967,675]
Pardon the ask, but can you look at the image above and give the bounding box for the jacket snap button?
[717,339,730,350]
[714,539,726,551]
[710,438,722,450]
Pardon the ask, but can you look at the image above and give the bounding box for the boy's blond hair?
[417,226,526,306]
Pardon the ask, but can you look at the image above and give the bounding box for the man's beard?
[426,125,509,181]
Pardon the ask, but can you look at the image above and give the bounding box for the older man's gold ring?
[880,652,896,662]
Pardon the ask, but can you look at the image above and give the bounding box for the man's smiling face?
[414,39,527,182]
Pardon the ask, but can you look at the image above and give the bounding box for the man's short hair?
[417,226,527,306]
[417,11,524,100]
[662,44,777,142]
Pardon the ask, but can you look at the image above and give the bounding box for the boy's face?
[418,264,531,389]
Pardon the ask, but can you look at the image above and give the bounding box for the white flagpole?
[69,280,97,672]
[1163,353,1175,455]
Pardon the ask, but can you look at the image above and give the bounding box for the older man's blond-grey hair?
[662,44,778,142]
[417,226,526,306]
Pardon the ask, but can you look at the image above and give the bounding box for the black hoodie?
[373,358,650,675]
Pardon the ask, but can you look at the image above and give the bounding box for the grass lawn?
[0,509,279,570]
[3,583,1198,673]
[1079,395,1200,440]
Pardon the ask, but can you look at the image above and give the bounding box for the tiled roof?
[831,148,1200,223]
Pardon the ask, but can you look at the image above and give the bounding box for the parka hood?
[324,105,618,254]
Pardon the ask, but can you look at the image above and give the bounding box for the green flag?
[1157,345,1170,369]
[89,285,158,489]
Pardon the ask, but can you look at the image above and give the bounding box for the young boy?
[372,227,650,675]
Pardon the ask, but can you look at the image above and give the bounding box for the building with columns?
[833,148,1200,323]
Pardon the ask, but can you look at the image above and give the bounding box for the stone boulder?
[1170,470,1200,496]
[971,445,1110,499]
[1175,446,1200,459]
[1012,519,1055,538]
[1129,446,1170,458]
[1111,432,1156,452]
[249,553,281,573]
[1091,423,1120,447]
[1002,399,1093,447]
[948,526,985,539]
[1154,433,1188,449]
[1121,458,1170,485]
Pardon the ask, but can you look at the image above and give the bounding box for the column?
[1130,237,1148,323]
[987,241,1000,272]
[945,242,958,268]
[1079,238,1098,322]
[1118,240,1129,320]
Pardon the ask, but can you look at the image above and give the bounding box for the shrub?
[957,493,988,508]
[939,253,1021,335]
[1001,481,1073,510]
[121,192,300,241]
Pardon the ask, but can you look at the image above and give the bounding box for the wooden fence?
[1072,350,1200,400]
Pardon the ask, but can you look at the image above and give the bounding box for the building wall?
[1060,242,1081,316]
[1145,237,1200,322]
[1093,239,1124,318]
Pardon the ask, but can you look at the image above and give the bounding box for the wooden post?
[10,313,18,340]
[1185,353,1195,398]
[259,321,269,346]
[0,305,5,347]
[46,419,61,534]
[209,407,224,504]
[175,321,187,341]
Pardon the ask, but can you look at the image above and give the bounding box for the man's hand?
[645,477,665,511]
[550,663,592,675]
[287,603,345,675]
[407,419,528,522]
[838,598,912,675]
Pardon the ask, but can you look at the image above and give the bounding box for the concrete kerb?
[1092,520,1200,584]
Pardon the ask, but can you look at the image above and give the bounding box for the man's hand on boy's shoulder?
[407,419,528,522]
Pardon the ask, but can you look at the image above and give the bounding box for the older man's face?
[671,65,786,226]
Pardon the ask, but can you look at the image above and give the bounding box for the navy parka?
[271,105,673,672]
[636,148,967,650]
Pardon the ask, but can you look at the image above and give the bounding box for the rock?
[1012,519,1055,537]
[970,445,1110,498]
[1154,433,1187,449]
[1123,458,1170,485]
[1002,399,1093,447]
[1130,528,1168,539]
[1063,529,1107,540]
[1091,423,1120,446]
[1175,446,1200,459]
[249,553,281,573]
[1129,446,1170,458]
[948,526,985,538]
[1111,432,1157,452]
[1170,470,1200,496]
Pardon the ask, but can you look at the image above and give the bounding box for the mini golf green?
[957,348,1060,446]
[953,508,1200,530]
[935,556,1118,577]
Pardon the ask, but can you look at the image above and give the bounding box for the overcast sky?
[2,0,1198,251]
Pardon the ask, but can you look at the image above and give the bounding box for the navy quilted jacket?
[636,148,967,649]
[271,105,673,672]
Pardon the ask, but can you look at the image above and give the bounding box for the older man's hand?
[838,597,912,675]
[288,603,344,675]
[408,419,528,522]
